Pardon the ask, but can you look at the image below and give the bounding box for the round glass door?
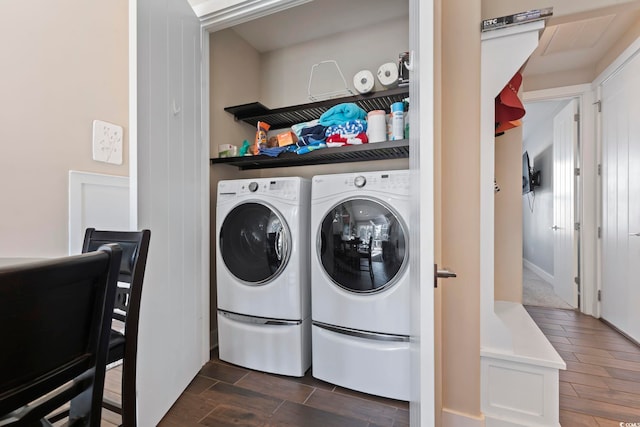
[317,198,408,293]
[220,202,290,284]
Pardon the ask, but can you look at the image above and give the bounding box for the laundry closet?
[208,0,412,400]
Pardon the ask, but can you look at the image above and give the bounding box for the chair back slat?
[81,228,150,427]
[0,245,121,425]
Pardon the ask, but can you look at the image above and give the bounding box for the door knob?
[551,225,560,230]
[630,232,640,237]
[434,264,457,288]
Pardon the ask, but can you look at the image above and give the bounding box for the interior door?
[409,0,435,425]
[552,99,578,307]
[133,0,208,425]
[601,51,640,343]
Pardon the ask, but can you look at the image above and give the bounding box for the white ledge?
[481,301,566,370]
[481,20,545,41]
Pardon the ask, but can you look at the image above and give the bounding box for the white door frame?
[523,84,597,316]
[196,1,435,426]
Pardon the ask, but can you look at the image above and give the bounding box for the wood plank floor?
[101,307,640,426]
[525,305,640,426]
[157,349,409,427]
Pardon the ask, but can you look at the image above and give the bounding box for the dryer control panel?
[218,177,306,201]
[313,170,409,198]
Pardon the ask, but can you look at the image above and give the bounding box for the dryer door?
[318,198,408,293]
[220,202,291,285]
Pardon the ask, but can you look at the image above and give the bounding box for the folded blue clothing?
[258,146,290,157]
[325,119,367,137]
[319,103,367,126]
[298,124,327,146]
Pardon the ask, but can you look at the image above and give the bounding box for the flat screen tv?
[522,151,534,194]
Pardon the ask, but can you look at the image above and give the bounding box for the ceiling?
[226,0,640,80]
[523,4,640,78]
[229,0,409,53]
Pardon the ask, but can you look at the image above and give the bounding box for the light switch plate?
[92,120,123,165]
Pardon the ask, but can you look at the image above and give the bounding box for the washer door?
[220,202,290,284]
[318,198,408,293]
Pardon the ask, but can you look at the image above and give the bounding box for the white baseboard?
[523,259,554,284]
[442,408,485,427]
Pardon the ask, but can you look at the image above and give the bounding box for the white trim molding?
[442,408,485,427]
[68,171,129,255]
[195,0,313,32]
[523,259,554,285]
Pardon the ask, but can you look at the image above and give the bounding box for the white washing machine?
[216,177,311,377]
[310,170,411,400]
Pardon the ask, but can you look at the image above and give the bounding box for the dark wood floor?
[101,306,640,426]
[525,305,640,426]
[158,349,409,427]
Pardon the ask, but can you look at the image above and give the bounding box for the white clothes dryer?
[216,177,311,377]
[310,170,411,400]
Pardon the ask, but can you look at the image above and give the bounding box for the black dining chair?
[0,244,122,426]
[82,228,150,427]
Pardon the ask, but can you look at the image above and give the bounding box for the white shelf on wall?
[480,19,566,427]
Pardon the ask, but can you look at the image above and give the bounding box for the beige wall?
[440,0,482,418]
[597,14,640,75]
[0,0,129,258]
[494,128,523,303]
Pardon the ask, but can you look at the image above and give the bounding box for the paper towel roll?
[377,62,399,88]
[353,69,374,94]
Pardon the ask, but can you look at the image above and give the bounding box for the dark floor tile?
[235,371,315,404]
[560,394,640,421]
[604,366,640,383]
[551,342,614,358]
[558,350,579,362]
[393,408,410,426]
[277,369,336,391]
[304,388,397,426]
[560,381,578,397]
[559,409,600,427]
[199,360,249,384]
[572,383,640,408]
[332,386,410,410]
[266,400,369,427]
[201,382,283,417]
[185,375,217,395]
[199,404,270,427]
[609,350,640,363]
[602,376,640,395]
[157,393,216,426]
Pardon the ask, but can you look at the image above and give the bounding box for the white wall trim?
[523,259,554,285]
[442,408,485,427]
[522,83,591,102]
[68,171,129,255]
[197,0,312,32]
[129,0,138,231]
[200,29,212,364]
